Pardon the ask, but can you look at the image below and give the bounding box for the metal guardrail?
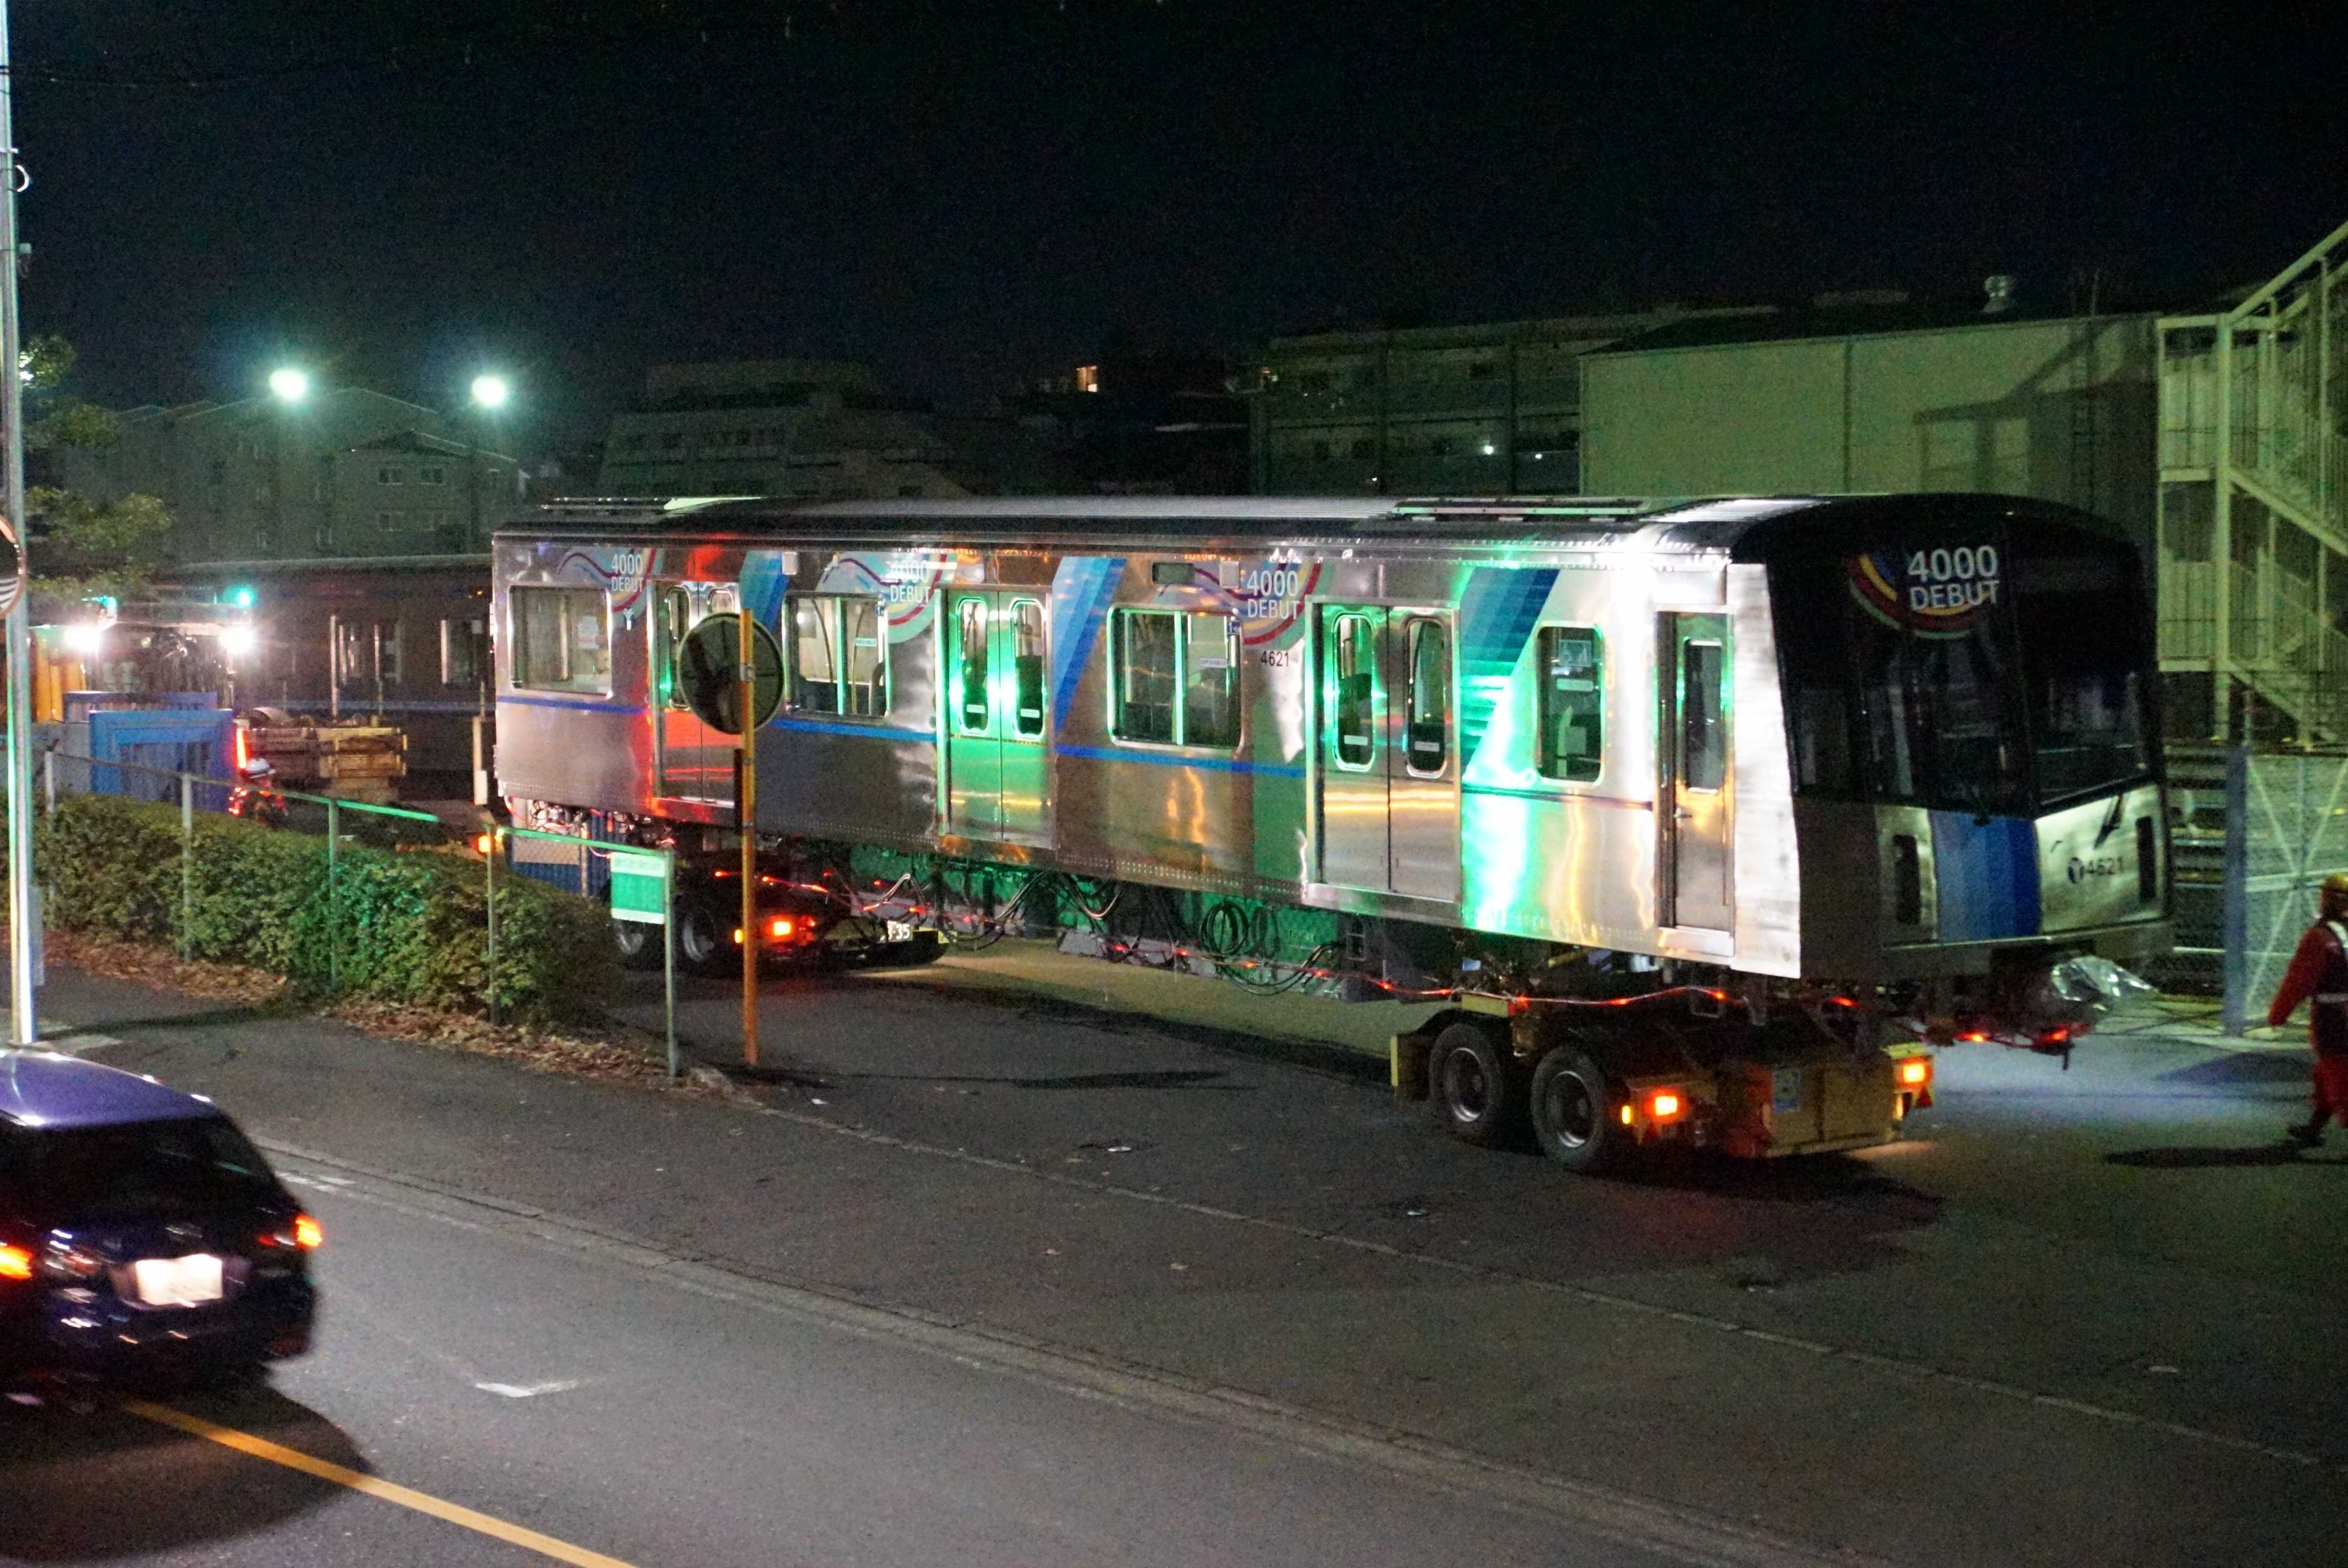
[32,750,681,1076]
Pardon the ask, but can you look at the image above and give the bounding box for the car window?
[19,1117,278,1215]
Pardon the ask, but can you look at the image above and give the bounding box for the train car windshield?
[1774,532,2151,815]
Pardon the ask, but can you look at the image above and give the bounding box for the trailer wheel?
[674,899,732,977]
[1431,1022,1521,1148]
[1530,1046,1619,1174]
[610,918,661,971]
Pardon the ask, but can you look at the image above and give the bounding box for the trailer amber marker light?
[1618,1104,1634,1126]
[0,1244,32,1280]
[294,1215,323,1250]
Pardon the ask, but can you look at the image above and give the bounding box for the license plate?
[131,1254,224,1307]
[885,920,914,943]
[1772,1068,1804,1114]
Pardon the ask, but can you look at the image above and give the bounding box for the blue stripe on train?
[1928,812,2041,941]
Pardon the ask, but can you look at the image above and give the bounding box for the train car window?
[1535,626,1602,783]
[1011,600,1046,737]
[334,618,370,695]
[787,595,841,714]
[2014,553,2151,804]
[955,599,990,734]
[1331,613,1376,768]
[512,586,611,695]
[441,617,487,689]
[1404,620,1450,777]
[1182,614,1241,749]
[1681,642,1726,792]
[658,590,693,710]
[1112,610,1178,744]
[374,622,403,687]
[841,598,888,718]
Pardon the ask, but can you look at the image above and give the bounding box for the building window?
[1536,626,1603,782]
[1297,370,1335,394]
[377,510,404,531]
[1110,609,1239,749]
[378,466,403,484]
[511,586,611,695]
[1429,436,1454,457]
[1311,440,1332,462]
[1468,360,1498,380]
[440,616,487,688]
[1348,437,1374,460]
[419,465,446,485]
[785,594,888,718]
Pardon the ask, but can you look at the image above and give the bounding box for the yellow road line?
[120,1398,640,1568]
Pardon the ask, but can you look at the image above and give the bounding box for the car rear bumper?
[1,1278,316,1383]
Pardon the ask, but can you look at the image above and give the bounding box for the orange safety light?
[1618,1103,1634,1126]
[293,1214,323,1251]
[1897,1058,1932,1088]
[1649,1091,1682,1120]
[0,1243,32,1281]
[475,833,493,855]
[769,917,794,939]
[732,928,746,945]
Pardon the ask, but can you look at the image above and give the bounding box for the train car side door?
[655,582,734,803]
[1660,612,1733,930]
[943,591,1051,844]
[1315,605,1459,901]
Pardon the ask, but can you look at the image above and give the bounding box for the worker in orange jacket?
[2266,871,2348,1149]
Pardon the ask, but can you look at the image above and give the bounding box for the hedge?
[30,793,616,1024]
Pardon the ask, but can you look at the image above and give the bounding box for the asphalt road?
[1,1150,1696,1568]
[13,950,2348,1567]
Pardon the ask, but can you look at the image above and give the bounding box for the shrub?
[33,794,615,1024]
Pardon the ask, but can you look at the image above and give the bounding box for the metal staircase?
[2158,214,2348,741]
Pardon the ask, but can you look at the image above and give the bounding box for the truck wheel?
[1530,1047,1619,1173]
[1431,1022,1521,1148]
[674,900,732,977]
[610,919,660,971]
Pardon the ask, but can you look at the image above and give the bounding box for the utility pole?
[1,0,42,1045]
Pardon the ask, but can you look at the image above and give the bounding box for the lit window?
[786,594,889,719]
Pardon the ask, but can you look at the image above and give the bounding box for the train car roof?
[497,492,2124,560]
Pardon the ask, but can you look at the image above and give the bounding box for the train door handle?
[1675,807,1694,820]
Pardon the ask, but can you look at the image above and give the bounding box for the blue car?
[0,1051,318,1388]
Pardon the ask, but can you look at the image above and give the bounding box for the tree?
[17,334,169,622]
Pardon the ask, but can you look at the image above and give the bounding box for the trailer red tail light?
[0,1243,32,1281]
[1649,1091,1682,1121]
[1897,1058,1932,1088]
[769,917,794,939]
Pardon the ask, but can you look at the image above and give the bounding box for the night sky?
[15,1,2344,452]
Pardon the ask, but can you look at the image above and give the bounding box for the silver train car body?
[492,492,2167,996]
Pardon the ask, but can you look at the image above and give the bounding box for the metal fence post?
[2221,744,2250,1035]
[326,797,340,992]
[485,826,500,1027]
[179,773,193,962]
[40,749,51,813]
[663,846,677,1080]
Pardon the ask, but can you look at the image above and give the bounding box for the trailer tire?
[1430,1022,1521,1148]
[610,918,661,971]
[674,899,732,977]
[1530,1046,1620,1174]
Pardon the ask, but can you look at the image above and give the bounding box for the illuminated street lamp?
[268,366,310,403]
[467,373,512,549]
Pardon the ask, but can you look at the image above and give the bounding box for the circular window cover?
[676,612,784,734]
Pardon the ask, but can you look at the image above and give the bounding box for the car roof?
[0,1051,224,1131]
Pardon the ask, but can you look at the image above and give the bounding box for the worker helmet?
[2323,871,2348,912]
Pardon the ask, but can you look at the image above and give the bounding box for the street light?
[265,368,310,553]
[467,373,511,549]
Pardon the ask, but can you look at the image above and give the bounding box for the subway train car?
[492,493,2167,1168]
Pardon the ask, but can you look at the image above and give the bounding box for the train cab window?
[1111,611,1178,744]
[1681,641,1726,791]
[1182,613,1240,749]
[1331,613,1374,768]
[1403,620,1450,777]
[954,599,990,734]
[1011,600,1046,738]
[1535,626,1603,783]
[511,586,611,695]
[787,594,889,719]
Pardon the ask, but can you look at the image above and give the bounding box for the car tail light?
[0,1244,32,1281]
[260,1214,323,1251]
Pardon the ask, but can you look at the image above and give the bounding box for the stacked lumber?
[247,719,409,803]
